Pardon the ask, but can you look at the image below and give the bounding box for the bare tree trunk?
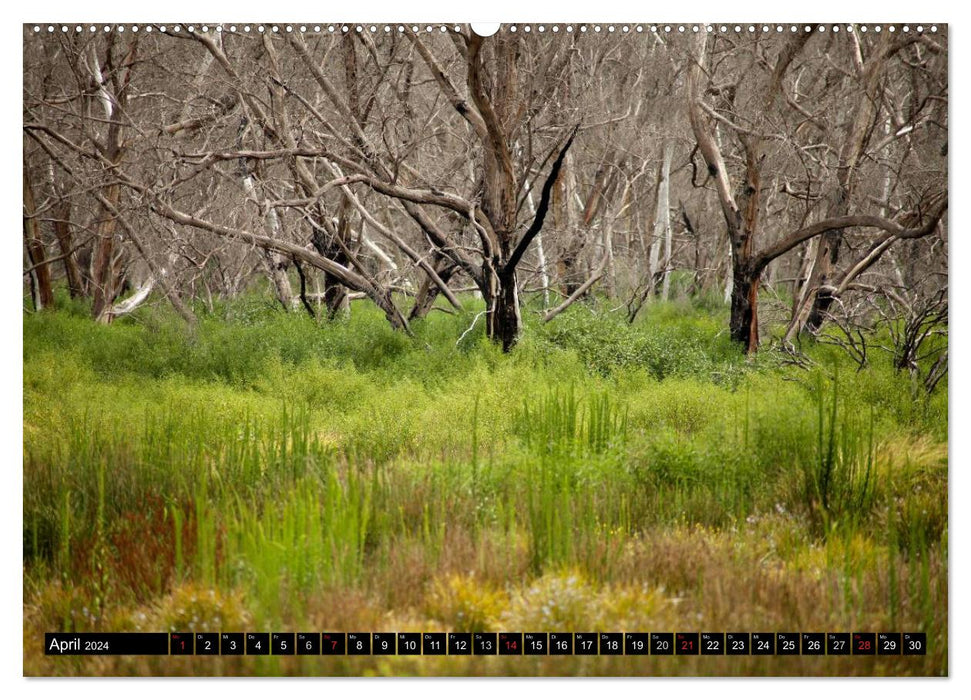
[23,168,54,310]
[51,199,83,298]
[653,141,674,300]
[316,202,352,319]
[688,30,811,352]
[409,255,458,321]
[525,189,551,309]
[483,121,579,350]
[90,181,123,323]
[93,194,198,326]
[786,238,816,339]
[241,174,295,310]
[661,233,673,300]
[468,31,522,351]
[44,161,84,298]
[798,193,846,335]
[262,251,296,311]
[603,220,616,298]
[554,152,582,297]
[536,232,551,309]
[722,239,734,304]
[485,265,522,353]
[88,38,137,324]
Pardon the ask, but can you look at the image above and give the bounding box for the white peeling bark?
[111,277,155,317]
[723,240,734,304]
[85,43,113,120]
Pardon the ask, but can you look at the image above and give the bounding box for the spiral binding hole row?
[30,24,940,35]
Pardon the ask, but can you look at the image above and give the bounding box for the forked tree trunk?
[687,30,810,353]
[482,124,578,351]
[468,32,521,350]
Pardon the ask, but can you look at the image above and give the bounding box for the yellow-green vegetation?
[23,295,947,676]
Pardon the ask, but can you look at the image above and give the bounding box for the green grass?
[23,294,947,675]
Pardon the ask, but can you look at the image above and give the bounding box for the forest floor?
[22,293,948,676]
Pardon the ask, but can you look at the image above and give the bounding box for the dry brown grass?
[25,519,946,677]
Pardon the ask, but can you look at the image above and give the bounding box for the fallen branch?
[111,277,155,317]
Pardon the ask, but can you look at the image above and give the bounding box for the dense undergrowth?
[23,293,947,675]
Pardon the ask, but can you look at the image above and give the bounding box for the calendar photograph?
[21,20,948,676]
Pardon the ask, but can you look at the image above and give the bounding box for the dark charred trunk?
[729,264,760,354]
[803,229,842,334]
[311,228,350,318]
[805,286,835,335]
[322,276,349,318]
[485,267,521,353]
[293,257,317,320]
[482,122,577,351]
[558,250,582,297]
